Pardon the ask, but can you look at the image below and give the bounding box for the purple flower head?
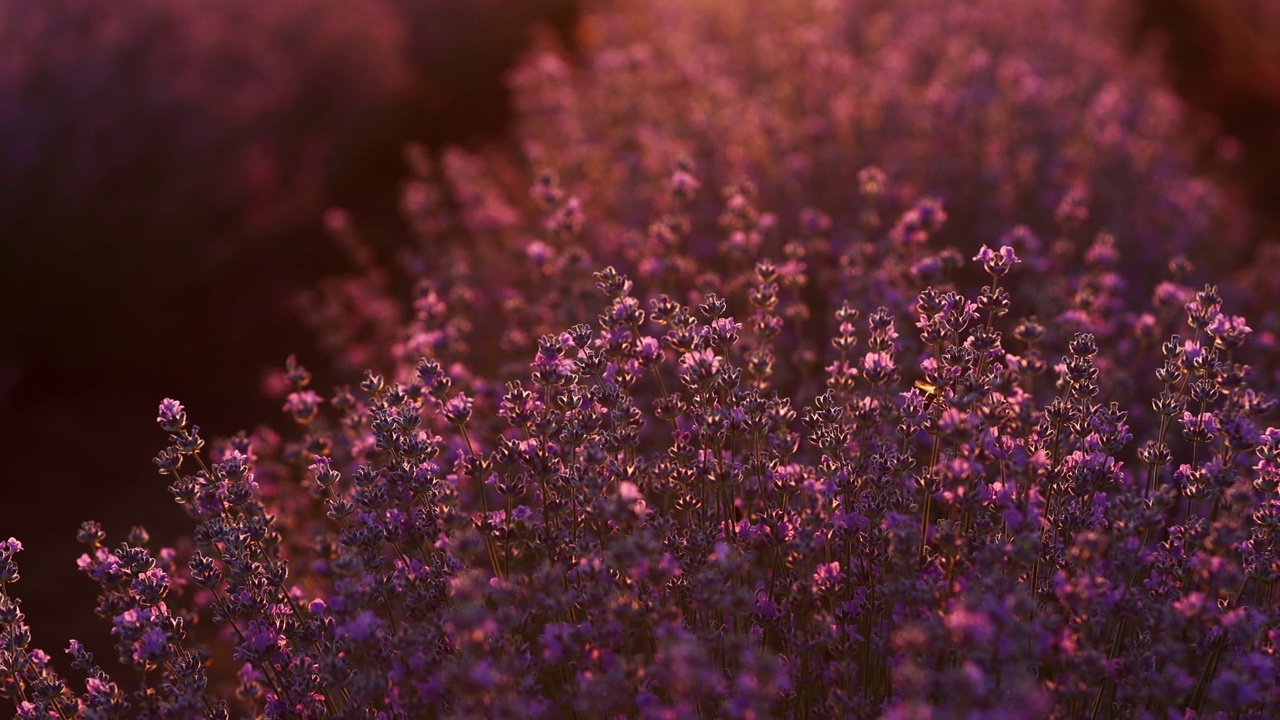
[540,622,574,663]
[706,317,742,348]
[813,561,843,593]
[900,387,927,421]
[337,609,384,644]
[310,454,340,488]
[416,357,453,397]
[282,389,323,424]
[441,392,473,425]
[669,168,701,201]
[1207,313,1252,351]
[943,604,994,646]
[129,567,171,607]
[972,244,1020,278]
[1153,280,1194,311]
[1084,232,1119,268]
[153,446,182,475]
[1185,284,1223,330]
[679,348,722,391]
[234,619,283,663]
[77,547,124,584]
[525,238,556,266]
[635,335,663,366]
[545,196,584,240]
[156,398,188,432]
[938,293,979,335]
[133,626,172,665]
[0,537,22,563]
[861,351,897,384]
[215,448,252,479]
[1179,411,1220,444]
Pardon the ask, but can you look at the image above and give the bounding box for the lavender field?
[3,0,1280,717]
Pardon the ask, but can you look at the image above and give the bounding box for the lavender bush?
[4,0,1278,717]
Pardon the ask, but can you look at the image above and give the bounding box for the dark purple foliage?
[3,1,1278,718]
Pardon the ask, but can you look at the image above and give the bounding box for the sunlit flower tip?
[310,455,340,488]
[283,389,323,424]
[1207,313,1252,350]
[442,393,473,425]
[972,244,1019,277]
[0,538,21,560]
[156,398,188,432]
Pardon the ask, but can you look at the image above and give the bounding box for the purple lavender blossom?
[4,1,1280,718]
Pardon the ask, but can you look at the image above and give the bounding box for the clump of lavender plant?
[304,0,1256,380]
[3,0,1278,718]
[7,158,1279,716]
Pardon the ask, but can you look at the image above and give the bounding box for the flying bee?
[913,379,939,395]
[914,379,944,410]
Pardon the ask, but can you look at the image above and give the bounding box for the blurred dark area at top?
[1130,0,1280,244]
[0,0,579,676]
[1,0,1279,679]
[2,0,582,367]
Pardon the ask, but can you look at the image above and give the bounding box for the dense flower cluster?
[302,0,1254,379]
[3,0,1278,718]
